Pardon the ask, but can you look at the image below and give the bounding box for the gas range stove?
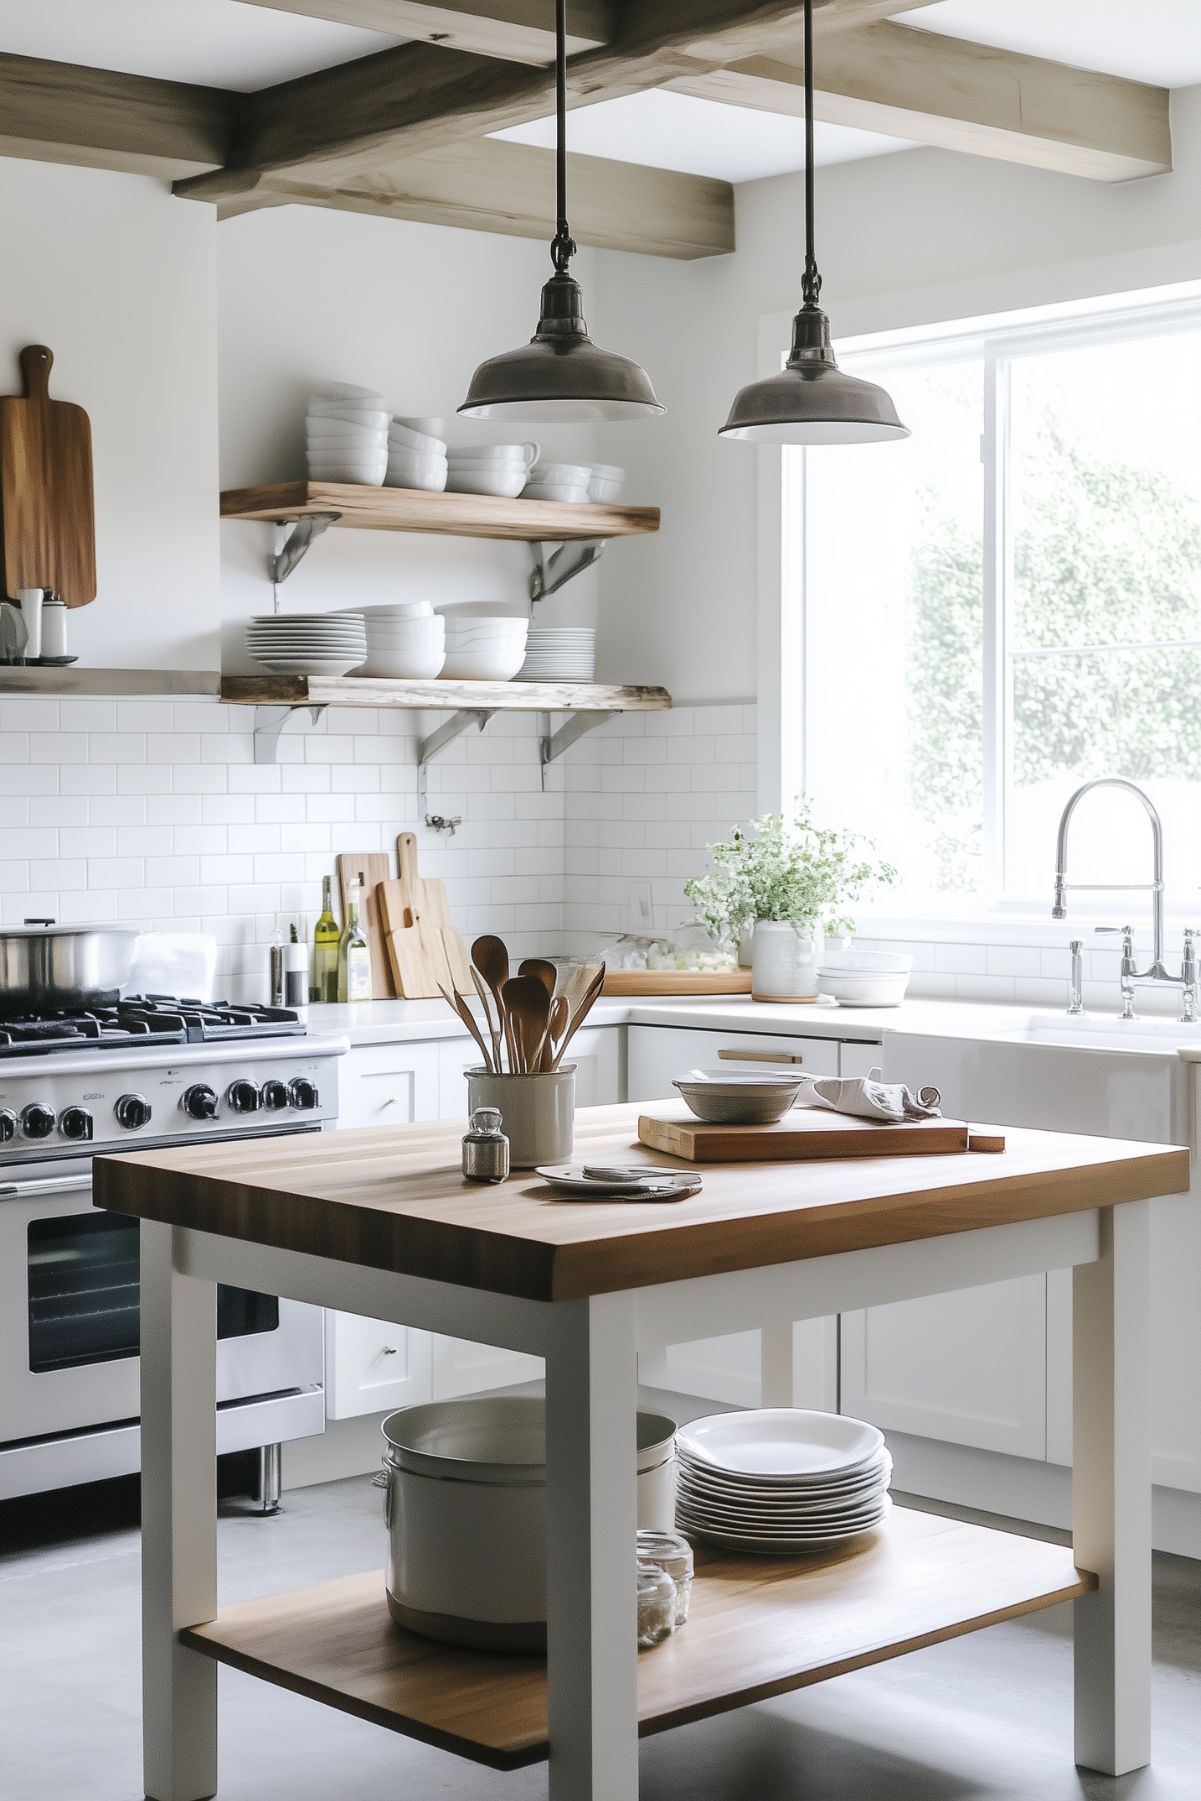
[0,995,345,1164]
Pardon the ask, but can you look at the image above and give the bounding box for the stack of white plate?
[387,419,449,492]
[306,384,388,486]
[347,602,445,678]
[517,627,596,682]
[674,1409,892,1556]
[439,613,529,681]
[246,613,367,676]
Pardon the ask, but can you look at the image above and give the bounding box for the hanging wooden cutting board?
[396,831,472,993]
[0,345,96,607]
[378,877,451,999]
[638,1102,1004,1164]
[336,853,393,999]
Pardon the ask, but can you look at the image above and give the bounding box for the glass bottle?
[312,875,340,1003]
[337,878,373,1003]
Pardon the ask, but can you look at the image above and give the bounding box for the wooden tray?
[638,1102,1004,1164]
[603,969,751,997]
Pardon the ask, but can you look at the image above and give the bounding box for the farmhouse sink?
[992,1015,1201,1054]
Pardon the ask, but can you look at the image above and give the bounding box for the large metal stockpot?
[0,919,141,1013]
[377,1397,677,1652]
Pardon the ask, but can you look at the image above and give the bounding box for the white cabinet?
[334,1039,440,1131]
[627,1024,841,1103]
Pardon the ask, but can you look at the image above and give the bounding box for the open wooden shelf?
[181,1506,1093,1772]
[220,481,660,543]
[0,667,220,697]
[219,674,670,711]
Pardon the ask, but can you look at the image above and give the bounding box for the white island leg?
[1072,1199,1152,1776]
[140,1223,219,1801]
[545,1291,640,1801]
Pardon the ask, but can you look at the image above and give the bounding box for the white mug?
[16,589,42,660]
[40,593,69,658]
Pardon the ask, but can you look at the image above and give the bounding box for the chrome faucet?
[1052,777,1196,1020]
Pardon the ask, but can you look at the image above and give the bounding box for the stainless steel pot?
[0,920,141,1013]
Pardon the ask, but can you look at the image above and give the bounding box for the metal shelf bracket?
[539,710,607,787]
[271,512,339,586]
[418,708,495,831]
[529,538,604,604]
[253,704,326,764]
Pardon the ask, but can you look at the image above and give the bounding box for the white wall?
[591,86,1201,704]
[0,161,219,669]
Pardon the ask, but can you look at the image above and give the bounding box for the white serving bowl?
[443,623,528,642]
[821,947,914,975]
[449,442,539,467]
[817,968,911,1008]
[522,481,590,504]
[446,469,527,498]
[385,459,448,492]
[355,648,446,679]
[389,421,447,452]
[440,646,528,681]
[367,627,446,649]
[587,463,626,503]
[308,401,390,426]
[357,601,435,621]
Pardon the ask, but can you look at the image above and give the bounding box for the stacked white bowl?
[517,626,596,682]
[306,383,388,486]
[586,462,626,504]
[523,461,592,504]
[818,946,913,1008]
[447,442,539,498]
[439,612,529,680]
[246,612,367,676]
[387,419,449,492]
[674,1409,893,1556]
[348,601,445,678]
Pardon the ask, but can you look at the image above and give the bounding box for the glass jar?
[636,1529,693,1627]
[636,1560,676,1649]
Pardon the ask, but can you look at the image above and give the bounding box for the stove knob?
[261,1080,289,1112]
[227,1080,261,1114]
[60,1106,93,1142]
[182,1084,218,1122]
[288,1077,319,1112]
[0,1110,16,1143]
[115,1093,152,1131]
[20,1103,56,1140]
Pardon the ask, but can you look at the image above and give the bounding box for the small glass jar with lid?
[636,1561,677,1649]
[636,1529,693,1627]
[461,1106,510,1183]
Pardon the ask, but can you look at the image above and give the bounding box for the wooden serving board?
[397,832,472,992]
[638,1102,1003,1164]
[0,345,96,607]
[603,969,751,997]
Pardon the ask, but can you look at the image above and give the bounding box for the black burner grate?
[0,996,305,1056]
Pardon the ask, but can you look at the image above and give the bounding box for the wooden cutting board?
[336,853,393,999]
[603,969,752,996]
[378,877,450,1000]
[0,345,96,607]
[396,831,472,992]
[638,1102,1004,1164]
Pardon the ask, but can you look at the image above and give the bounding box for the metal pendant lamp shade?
[459,0,662,424]
[719,0,906,446]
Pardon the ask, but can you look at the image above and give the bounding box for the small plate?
[677,1409,884,1480]
[535,1164,701,1200]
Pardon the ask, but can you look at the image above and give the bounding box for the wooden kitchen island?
[93,1105,1189,1801]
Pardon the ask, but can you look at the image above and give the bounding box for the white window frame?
[762,279,1201,935]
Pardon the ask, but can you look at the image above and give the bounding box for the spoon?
[473,935,512,1071]
[471,965,503,1075]
[501,975,551,1075]
[540,993,569,1072]
[438,983,494,1074]
[518,957,558,1000]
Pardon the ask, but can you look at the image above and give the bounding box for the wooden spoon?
[438,983,494,1074]
[501,975,551,1075]
[518,957,558,1000]
[471,965,504,1075]
[552,964,606,1070]
[472,935,512,1071]
[540,992,570,1072]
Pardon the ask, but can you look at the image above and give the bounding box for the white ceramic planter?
[751,919,820,1002]
[465,1064,575,1167]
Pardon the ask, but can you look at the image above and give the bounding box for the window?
[791,294,1201,917]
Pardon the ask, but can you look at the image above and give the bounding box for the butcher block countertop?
[91,1104,1188,1304]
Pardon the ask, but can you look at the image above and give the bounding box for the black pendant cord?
[551,0,576,274]
[801,0,821,308]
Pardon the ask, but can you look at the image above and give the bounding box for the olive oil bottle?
[311,874,340,1003]
[337,877,373,1003]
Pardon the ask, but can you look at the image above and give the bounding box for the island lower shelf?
[181,1505,1093,1772]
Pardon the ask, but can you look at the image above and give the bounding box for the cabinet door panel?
[335,1041,440,1130]
[627,1025,839,1103]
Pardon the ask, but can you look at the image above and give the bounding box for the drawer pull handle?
[381,1345,398,1356]
[717,1048,805,1065]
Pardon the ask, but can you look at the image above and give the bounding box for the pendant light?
[459,0,663,422]
[719,0,907,444]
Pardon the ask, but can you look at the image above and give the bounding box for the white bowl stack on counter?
[245,612,367,676]
[818,947,913,1008]
[674,1409,892,1555]
[438,611,529,680]
[446,442,539,498]
[386,418,448,491]
[518,626,597,682]
[306,383,389,486]
[349,601,445,679]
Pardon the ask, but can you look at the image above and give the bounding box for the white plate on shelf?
[677,1499,891,1556]
[250,656,365,675]
[676,1449,892,1504]
[676,1409,884,1481]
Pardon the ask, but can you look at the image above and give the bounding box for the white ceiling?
[897,0,1201,88]
[493,91,915,184]
[0,0,404,90]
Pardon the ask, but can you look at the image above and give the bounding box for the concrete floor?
[2,1462,1199,1801]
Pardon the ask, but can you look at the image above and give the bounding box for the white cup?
[16,589,42,660]
[40,594,68,658]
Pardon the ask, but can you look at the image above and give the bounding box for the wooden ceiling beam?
[176,0,823,198]
[222,137,733,257]
[236,0,615,64]
[671,21,1172,182]
[0,51,237,180]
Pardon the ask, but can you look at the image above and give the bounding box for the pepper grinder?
[462,1106,510,1184]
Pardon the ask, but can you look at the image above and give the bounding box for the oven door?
[0,1158,323,1447]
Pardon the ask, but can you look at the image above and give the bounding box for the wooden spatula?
[0,346,96,607]
[336,853,393,998]
[502,975,551,1074]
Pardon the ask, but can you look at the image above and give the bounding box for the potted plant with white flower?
[683,801,897,1001]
